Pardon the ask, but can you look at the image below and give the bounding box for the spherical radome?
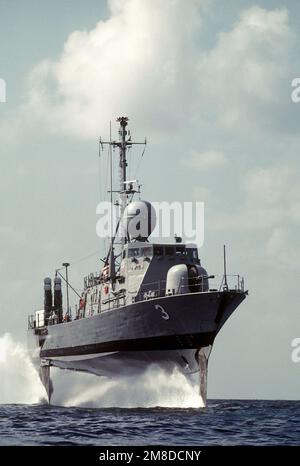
[123,201,156,240]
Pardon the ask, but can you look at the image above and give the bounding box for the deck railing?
[135,274,245,303]
[27,274,245,327]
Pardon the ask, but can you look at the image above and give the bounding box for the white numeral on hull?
[155,304,170,320]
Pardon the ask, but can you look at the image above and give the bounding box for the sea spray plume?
[50,365,205,408]
[0,333,44,404]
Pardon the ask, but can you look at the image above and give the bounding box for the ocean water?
[0,400,299,446]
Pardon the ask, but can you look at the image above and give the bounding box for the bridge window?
[154,246,164,256]
[141,246,152,257]
[187,248,198,260]
[128,248,140,257]
[175,246,186,256]
[165,246,175,256]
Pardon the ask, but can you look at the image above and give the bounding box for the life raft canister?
[79,296,85,310]
[101,264,109,281]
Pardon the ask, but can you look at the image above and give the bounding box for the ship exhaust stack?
[44,277,52,322]
[54,277,63,323]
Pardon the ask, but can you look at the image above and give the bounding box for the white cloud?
[0,2,293,142]
[244,165,300,228]
[197,6,292,132]
[0,225,25,242]
[19,0,206,139]
[211,164,300,228]
[208,163,300,269]
[265,226,300,270]
[187,150,227,170]
[266,226,286,256]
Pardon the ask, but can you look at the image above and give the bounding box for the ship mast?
[118,116,130,219]
[99,117,146,280]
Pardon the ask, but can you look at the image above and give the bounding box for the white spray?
[0,333,44,404]
[0,333,205,408]
[51,365,204,408]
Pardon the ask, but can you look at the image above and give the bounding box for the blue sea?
[0,400,299,446]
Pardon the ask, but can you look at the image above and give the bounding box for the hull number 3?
[155,304,170,320]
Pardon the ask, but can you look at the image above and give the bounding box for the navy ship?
[27,117,247,405]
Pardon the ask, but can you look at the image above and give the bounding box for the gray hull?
[28,290,245,380]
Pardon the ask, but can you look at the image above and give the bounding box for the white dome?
[122,200,156,240]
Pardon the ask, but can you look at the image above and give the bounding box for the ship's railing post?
[28,314,34,329]
[219,275,224,292]
[217,274,245,292]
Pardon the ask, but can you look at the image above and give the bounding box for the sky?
[0,0,300,399]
